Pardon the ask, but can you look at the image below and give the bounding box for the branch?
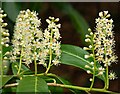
[47,83,119,94]
[4,82,119,94]
[4,83,18,88]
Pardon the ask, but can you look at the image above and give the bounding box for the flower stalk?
[84,11,118,90]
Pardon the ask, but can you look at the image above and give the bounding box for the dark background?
[1,2,120,93]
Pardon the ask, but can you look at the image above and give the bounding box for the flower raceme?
[11,9,43,66]
[84,11,117,81]
[41,17,61,68]
[0,8,10,66]
[0,8,9,49]
[9,9,61,73]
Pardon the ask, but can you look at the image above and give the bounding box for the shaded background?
[1,2,120,93]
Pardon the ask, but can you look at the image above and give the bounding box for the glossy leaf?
[61,44,106,82]
[0,75,13,88]
[3,2,21,22]
[17,76,50,93]
[54,3,89,45]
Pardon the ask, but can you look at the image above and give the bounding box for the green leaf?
[61,44,106,82]
[12,62,31,75]
[2,46,12,55]
[0,75,13,88]
[2,86,16,93]
[17,76,49,93]
[38,75,63,93]
[54,3,89,45]
[3,2,21,22]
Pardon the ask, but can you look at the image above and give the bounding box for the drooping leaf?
[54,3,89,45]
[17,76,50,93]
[3,2,21,22]
[61,44,106,82]
[0,75,13,88]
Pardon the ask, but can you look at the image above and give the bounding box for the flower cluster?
[0,8,9,49]
[84,11,117,80]
[11,9,43,65]
[94,11,117,67]
[10,9,61,69]
[40,17,61,67]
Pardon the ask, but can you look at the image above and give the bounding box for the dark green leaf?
[0,75,13,88]
[2,46,12,55]
[3,2,21,22]
[38,75,63,93]
[17,76,50,93]
[54,3,89,45]
[61,44,106,82]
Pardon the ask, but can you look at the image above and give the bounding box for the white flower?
[85,38,91,42]
[104,11,108,16]
[87,70,91,74]
[85,65,90,68]
[89,78,93,81]
[109,71,117,80]
[99,12,103,17]
[83,47,89,50]
[52,59,60,65]
[84,55,89,59]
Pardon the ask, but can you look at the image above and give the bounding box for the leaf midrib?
[35,77,37,93]
[62,50,90,64]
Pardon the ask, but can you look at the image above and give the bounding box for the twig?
[47,83,119,94]
[4,82,120,94]
[4,83,18,88]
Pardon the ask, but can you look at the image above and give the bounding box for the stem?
[0,25,3,88]
[3,73,119,94]
[90,35,96,89]
[47,83,118,94]
[90,75,95,89]
[106,65,109,89]
[45,31,53,74]
[104,44,109,89]
[4,82,119,94]
[34,51,37,75]
[17,46,23,75]
[45,48,52,74]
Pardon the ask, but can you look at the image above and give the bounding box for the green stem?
[34,52,37,75]
[17,46,23,75]
[45,30,53,74]
[0,26,3,85]
[47,83,118,94]
[45,48,52,74]
[19,73,119,94]
[106,65,109,89]
[90,75,95,89]
[4,81,119,94]
[90,35,96,89]
[104,44,109,89]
